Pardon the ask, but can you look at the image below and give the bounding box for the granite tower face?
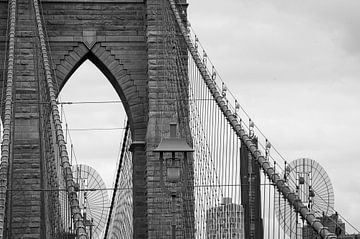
[0,0,192,238]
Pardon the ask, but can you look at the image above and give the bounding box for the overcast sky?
[188,0,360,233]
[59,0,360,234]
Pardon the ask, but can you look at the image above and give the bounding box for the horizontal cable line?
[12,100,51,104]
[59,100,122,105]
[67,127,126,131]
[59,99,214,105]
[11,99,215,105]
[8,183,276,192]
[17,127,126,132]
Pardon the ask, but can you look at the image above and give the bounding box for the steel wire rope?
[1,0,26,237]
[59,100,122,105]
[278,186,281,238]
[189,97,203,237]
[215,103,222,201]
[202,74,213,237]
[193,77,221,236]
[223,111,228,199]
[202,64,214,237]
[32,0,88,235]
[312,190,360,234]
[209,85,219,208]
[178,3,292,176]
[267,175,272,238]
[229,125,240,204]
[65,127,126,132]
[283,196,286,239]
[97,57,130,238]
[188,44,223,193]
[289,200,293,238]
[262,155,302,237]
[296,210,299,237]
[215,98,222,205]
[173,34,226,238]
[191,46,205,236]
[172,22,197,239]
[279,174,302,237]
[235,134,241,206]
[171,3,300,237]
[35,20,63,236]
[227,123,233,203]
[188,90,202,235]
[231,125,238,204]
[6,182,281,193]
[59,110,79,167]
[111,132,133,238]
[170,7,338,233]
[229,129,241,203]
[198,73,211,237]
[273,162,277,238]
[226,111,232,201]
[262,170,266,228]
[207,82,217,237]
[217,100,224,200]
[282,159,352,234]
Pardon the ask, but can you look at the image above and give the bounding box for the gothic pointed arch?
[53,42,147,141]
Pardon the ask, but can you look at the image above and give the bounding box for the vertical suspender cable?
[273,162,276,238]
[168,1,337,238]
[268,176,271,238]
[222,104,226,198]
[262,172,266,225]
[283,197,286,239]
[226,117,231,198]
[233,133,237,202]
[278,188,280,238]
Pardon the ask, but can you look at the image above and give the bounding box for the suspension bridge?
[0,0,358,238]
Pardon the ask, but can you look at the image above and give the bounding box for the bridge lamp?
[153,123,193,239]
[153,123,194,183]
[166,156,182,183]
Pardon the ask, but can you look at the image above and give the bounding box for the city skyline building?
[206,197,245,239]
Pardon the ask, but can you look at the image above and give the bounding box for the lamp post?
[153,123,193,239]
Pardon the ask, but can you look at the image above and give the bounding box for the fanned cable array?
[165,0,359,238]
[105,122,133,238]
[0,0,358,238]
[160,0,244,237]
[32,0,88,236]
[0,0,88,236]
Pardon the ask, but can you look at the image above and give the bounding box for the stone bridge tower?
[0,0,192,238]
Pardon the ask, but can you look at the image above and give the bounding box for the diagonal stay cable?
[167,1,337,238]
[0,0,17,237]
[32,0,88,237]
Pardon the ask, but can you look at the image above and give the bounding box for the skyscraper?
[206,197,245,239]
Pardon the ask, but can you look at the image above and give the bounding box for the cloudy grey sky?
[188,0,360,232]
[60,0,360,234]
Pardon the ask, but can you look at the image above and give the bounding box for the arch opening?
[58,59,127,189]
